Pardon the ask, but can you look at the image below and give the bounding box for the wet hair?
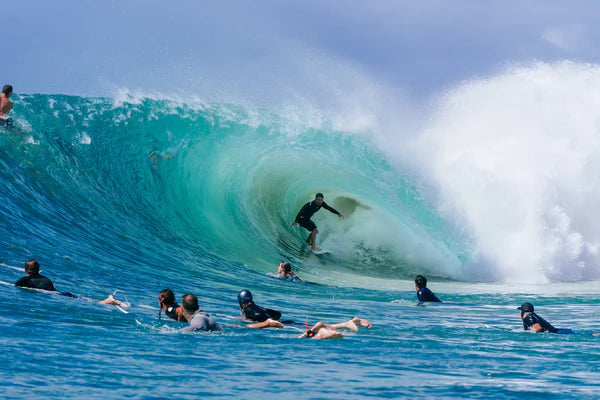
[282,262,292,274]
[2,85,13,95]
[158,288,176,306]
[315,193,324,199]
[415,275,427,289]
[182,293,199,313]
[25,259,40,275]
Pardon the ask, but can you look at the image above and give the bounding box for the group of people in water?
[3,88,591,338]
[13,256,583,338]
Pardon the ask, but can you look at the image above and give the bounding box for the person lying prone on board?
[15,259,129,307]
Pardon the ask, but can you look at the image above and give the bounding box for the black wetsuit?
[15,274,57,291]
[242,302,282,322]
[15,274,77,297]
[164,303,181,321]
[417,287,441,303]
[522,312,558,333]
[295,200,340,232]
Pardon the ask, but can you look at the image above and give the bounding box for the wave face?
[0,93,466,288]
[4,61,600,285]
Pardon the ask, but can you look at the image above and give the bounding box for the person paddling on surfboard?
[15,259,128,307]
[291,193,344,251]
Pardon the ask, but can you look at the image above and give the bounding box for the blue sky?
[4,1,600,102]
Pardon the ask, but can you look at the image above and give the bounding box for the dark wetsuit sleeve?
[535,314,557,333]
[266,308,282,320]
[321,201,340,215]
[15,276,30,287]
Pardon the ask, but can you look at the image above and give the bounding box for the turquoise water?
[1,94,599,399]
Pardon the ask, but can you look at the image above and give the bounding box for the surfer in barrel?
[291,193,344,251]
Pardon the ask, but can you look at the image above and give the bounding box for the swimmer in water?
[299,317,372,339]
[158,288,184,321]
[237,289,284,329]
[415,275,442,303]
[277,261,302,282]
[14,259,128,307]
[517,302,573,334]
[291,193,344,251]
[180,293,223,332]
[0,84,14,123]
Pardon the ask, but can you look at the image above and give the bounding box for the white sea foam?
[411,61,600,283]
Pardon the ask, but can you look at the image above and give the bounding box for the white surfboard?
[311,248,331,255]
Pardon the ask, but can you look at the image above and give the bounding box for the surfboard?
[311,249,331,255]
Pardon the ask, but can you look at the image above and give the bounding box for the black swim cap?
[238,290,253,307]
[517,302,534,312]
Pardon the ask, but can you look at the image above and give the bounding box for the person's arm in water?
[248,318,284,329]
[322,202,344,219]
[14,276,31,288]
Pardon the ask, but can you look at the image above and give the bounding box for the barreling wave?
[0,92,467,288]
[7,62,599,287]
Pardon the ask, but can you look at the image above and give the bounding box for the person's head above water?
[517,302,534,317]
[158,288,176,307]
[282,262,292,274]
[182,293,200,313]
[24,259,40,275]
[237,289,253,308]
[415,275,427,289]
[278,262,292,275]
[2,84,13,97]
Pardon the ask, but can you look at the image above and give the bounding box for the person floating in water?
[277,261,303,282]
[415,275,442,303]
[299,317,372,339]
[291,193,344,251]
[237,289,284,328]
[517,302,573,334]
[180,293,223,332]
[14,259,128,307]
[0,84,14,125]
[158,288,184,321]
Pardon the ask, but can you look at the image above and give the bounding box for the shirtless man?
[0,85,13,120]
[299,317,372,339]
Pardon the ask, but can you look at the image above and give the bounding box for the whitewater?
[1,62,599,399]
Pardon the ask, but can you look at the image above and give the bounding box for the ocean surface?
[1,89,600,399]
